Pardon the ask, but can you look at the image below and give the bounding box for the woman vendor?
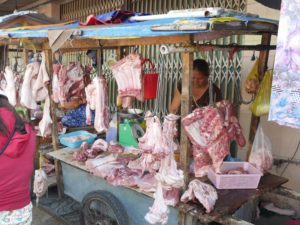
[169,59,222,113]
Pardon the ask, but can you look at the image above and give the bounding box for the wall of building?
[238,0,300,191]
[35,2,60,19]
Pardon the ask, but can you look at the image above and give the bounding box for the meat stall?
[1,8,300,225]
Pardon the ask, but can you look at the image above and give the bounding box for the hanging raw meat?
[145,182,169,225]
[139,116,166,156]
[85,82,96,125]
[156,114,184,189]
[111,54,143,108]
[20,62,40,109]
[52,64,61,103]
[216,100,246,147]
[21,52,50,109]
[182,101,246,176]
[85,76,109,133]
[144,114,183,224]
[181,179,218,214]
[3,66,17,106]
[156,153,184,189]
[182,106,229,175]
[39,97,52,137]
[192,146,213,177]
[58,62,85,107]
[32,52,50,102]
[182,106,224,147]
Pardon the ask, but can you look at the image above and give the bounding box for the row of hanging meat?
[0,52,153,136]
[0,51,111,136]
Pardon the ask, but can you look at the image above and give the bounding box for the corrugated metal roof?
[0,15,278,39]
[0,10,59,28]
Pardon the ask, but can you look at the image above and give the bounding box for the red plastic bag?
[141,59,159,100]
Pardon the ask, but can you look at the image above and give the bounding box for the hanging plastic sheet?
[269,0,300,128]
[251,70,272,116]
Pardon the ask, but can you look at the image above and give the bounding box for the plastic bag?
[249,124,273,173]
[245,60,259,94]
[250,70,272,116]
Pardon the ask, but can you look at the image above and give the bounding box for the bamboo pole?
[179,39,193,225]
[45,49,64,198]
[160,44,276,54]
[180,51,193,183]
[247,33,271,159]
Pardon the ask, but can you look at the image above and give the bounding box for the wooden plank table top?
[179,174,288,224]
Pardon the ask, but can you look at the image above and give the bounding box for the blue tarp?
[0,15,278,39]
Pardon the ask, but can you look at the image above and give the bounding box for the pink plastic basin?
[208,162,263,189]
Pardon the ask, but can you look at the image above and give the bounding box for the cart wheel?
[80,191,129,225]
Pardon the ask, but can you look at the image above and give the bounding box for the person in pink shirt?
[0,90,36,225]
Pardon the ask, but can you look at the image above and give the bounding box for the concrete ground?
[32,206,65,225]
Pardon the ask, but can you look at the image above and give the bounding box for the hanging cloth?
[269,0,300,128]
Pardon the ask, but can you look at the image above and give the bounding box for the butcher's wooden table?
[48,148,289,225]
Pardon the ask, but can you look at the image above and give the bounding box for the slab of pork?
[145,182,169,225]
[32,52,50,102]
[181,179,218,213]
[52,64,61,103]
[39,97,52,137]
[111,54,143,107]
[216,100,246,147]
[86,77,109,133]
[182,106,230,175]
[3,67,16,106]
[20,63,40,109]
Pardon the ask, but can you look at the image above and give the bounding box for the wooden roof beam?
[42,34,193,51]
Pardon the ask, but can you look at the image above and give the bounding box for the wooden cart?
[1,12,298,225]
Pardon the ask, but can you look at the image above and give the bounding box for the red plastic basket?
[141,58,159,100]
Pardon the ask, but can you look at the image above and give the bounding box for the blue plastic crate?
[59,130,97,148]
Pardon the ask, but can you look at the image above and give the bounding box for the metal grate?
[61,0,126,22]
[60,0,246,114]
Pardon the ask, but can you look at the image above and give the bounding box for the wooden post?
[22,49,31,121]
[97,46,102,75]
[247,33,271,159]
[179,51,193,225]
[45,49,64,198]
[180,52,193,183]
[22,49,29,64]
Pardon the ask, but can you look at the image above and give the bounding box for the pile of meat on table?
[72,113,184,224]
[72,111,220,225]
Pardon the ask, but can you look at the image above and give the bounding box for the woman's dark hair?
[0,95,26,135]
[193,59,210,77]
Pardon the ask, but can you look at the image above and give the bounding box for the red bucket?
[142,58,159,100]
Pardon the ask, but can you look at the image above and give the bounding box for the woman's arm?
[169,89,181,114]
[214,85,223,102]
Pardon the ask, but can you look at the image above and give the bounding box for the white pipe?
[129,8,258,22]
[129,8,223,22]
[160,45,195,55]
